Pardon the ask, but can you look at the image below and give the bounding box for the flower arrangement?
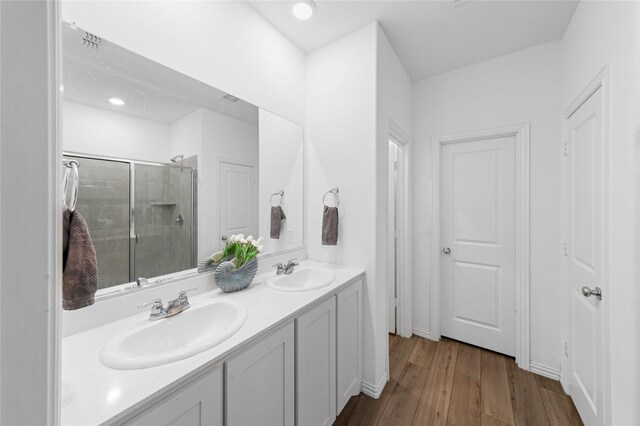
[221,234,264,268]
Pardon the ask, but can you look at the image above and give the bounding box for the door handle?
[221,235,227,242]
[581,286,602,301]
[442,247,451,255]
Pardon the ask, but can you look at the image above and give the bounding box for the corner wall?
[306,22,412,394]
[411,41,563,372]
[305,23,381,389]
[1,1,60,424]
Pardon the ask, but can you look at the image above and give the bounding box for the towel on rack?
[62,207,98,310]
[322,206,339,246]
[270,206,287,239]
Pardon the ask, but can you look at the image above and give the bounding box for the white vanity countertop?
[61,260,364,426]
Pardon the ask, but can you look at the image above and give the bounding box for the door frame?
[560,66,611,424]
[388,120,412,338]
[430,123,531,369]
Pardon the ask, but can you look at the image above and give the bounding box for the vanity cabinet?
[296,297,336,426]
[225,321,295,426]
[336,278,363,413]
[124,367,223,426]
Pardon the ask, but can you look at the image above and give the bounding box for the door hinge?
[563,242,568,256]
[565,341,569,357]
[563,141,568,157]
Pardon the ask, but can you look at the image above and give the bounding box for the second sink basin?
[266,266,335,292]
[100,298,247,370]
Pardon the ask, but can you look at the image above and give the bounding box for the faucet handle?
[179,288,198,310]
[273,262,285,275]
[138,298,162,309]
[138,298,165,320]
[287,258,299,265]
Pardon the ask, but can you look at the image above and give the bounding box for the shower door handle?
[134,234,139,244]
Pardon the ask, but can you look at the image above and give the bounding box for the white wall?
[61,1,305,125]
[258,109,304,254]
[376,25,413,344]
[0,1,59,424]
[561,2,640,423]
[411,41,563,371]
[170,108,258,259]
[306,23,381,390]
[63,100,172,163]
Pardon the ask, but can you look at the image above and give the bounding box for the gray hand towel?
[63,207,98,310]
[270,206,286,239]
[322,206,339,246]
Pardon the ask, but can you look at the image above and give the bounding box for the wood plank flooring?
[334,335,583,426]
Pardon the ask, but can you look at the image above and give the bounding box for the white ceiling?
[62,22,258,125]
[247,0,579,80]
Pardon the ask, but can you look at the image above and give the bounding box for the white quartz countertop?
[61,260,364,425]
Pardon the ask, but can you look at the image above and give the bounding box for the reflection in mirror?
[62,21,304,297]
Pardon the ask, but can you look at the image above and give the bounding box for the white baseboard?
[361,370,389,399]
[412,327,432,340]
[529,362,561,381]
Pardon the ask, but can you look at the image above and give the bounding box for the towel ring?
[270,190,284,207]
[63,160,79,212]
[323,187,340,207]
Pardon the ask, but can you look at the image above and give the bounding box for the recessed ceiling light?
[109,97,125,106]
[292,0,316,20]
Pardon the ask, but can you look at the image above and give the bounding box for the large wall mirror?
[62,22,304,296]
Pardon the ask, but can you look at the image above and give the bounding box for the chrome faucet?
[273,262,285,275]
[283,259,299,275]
[139,288,197,321]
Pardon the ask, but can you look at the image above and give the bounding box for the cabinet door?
[125,367,223,426]
[225,321,294,426]
[336,279,363,414]
[296,297,336,426]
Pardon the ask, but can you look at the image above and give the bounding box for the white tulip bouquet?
[221,234,264,268]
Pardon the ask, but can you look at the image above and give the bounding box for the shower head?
[170,154,184,163]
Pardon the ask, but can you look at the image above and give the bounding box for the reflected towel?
[270,206,286,239]
[63,207,98,310]
[322,206,339,246]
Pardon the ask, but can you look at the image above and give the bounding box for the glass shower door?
[133,163,195,280]
[63,155,131,289]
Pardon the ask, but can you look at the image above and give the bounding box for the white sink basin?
[100,299,247,370]
[266,266,335,292]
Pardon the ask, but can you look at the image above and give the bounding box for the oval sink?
[266,266,335,292]
[100,299,247,370]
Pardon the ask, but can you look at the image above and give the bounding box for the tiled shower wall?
[70,157,130,288]
[133,163,195,279]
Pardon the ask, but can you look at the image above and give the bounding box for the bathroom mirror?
[62,22,304,296]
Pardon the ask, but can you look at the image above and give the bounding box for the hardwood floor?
[334,335,583,426]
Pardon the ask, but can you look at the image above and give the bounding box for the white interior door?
[219,161,256,250]
[566,87,605,426]
[387,142,397,334]
[441,135,516,356]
